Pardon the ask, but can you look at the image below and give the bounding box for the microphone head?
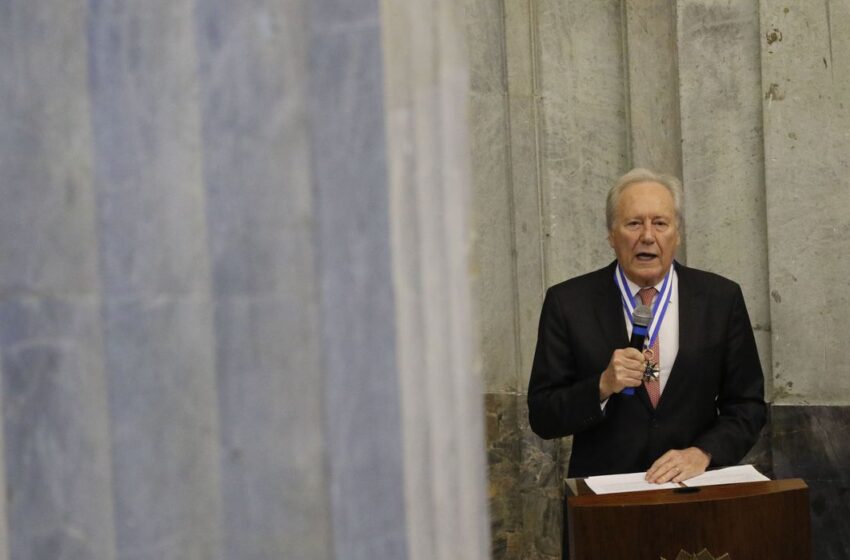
[633,304,653,327]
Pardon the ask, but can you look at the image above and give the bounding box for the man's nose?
[640,223,655,242]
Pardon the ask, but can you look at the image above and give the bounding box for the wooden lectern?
[565,478,810,559]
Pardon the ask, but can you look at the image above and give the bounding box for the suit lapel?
[594,263,629,350]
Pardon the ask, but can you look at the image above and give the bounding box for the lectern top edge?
[567,478,808,507]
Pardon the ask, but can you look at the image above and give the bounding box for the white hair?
[606,168,684,231]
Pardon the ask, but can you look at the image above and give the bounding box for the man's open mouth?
[636,252,657,261]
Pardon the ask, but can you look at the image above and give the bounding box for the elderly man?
[527,168,766,483]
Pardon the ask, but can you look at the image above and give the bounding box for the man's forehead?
[617,184,675,211]
[619,206,676,216]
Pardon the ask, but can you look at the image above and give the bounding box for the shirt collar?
[624,268,676,301]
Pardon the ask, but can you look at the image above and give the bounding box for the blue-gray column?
[0,2,116,559]
[193,1,331,558]
[87,2,223,559]
[308,1,409,558]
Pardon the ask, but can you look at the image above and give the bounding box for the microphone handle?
[622,325,647,396]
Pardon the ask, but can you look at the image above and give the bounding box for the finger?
[617,368,643,382]
[651,465,676,483]
[646,452,677,481]
[614,360,646,379]
[621,347,645,361]
[646,464,665,482]
[667,464,685,483]
[661,460,686,481]
[621,357,646,372]
[649,451,676,470]
[672,454,703,482]
[613,367,638,381]
[672,467,689,483]
[613,351,644,367]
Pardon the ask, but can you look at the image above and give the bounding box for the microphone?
[622,304,652,396]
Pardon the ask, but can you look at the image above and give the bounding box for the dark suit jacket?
[527,261,766,478]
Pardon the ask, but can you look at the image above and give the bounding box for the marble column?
[0,0,490,559]
[382,1,491,558]
[0,2,115,559]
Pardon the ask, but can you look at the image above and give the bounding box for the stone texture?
[382,2,491,559]
[102,299,222,560]
[308,6,409,558]
[212,298,327,560]
[0,3,111,559]
[677,0,773,397]
[0,0,99,298]
[517,397,565,560]
[1,1,493,559]
[485,393,564,560]
[624,0,683,180]
[0,299,114,560]
[504,0,547,386]
[469,91,519,392]
[464,0,521,393]
[486,393,523,559]
[193,1,331,558]
[772,406,850,559]
[464,0,507,95]
[88,0,209,300]
[537,0,629,284]
[88,2,224,559]
[196,0,314,298]
[761,0,850,404]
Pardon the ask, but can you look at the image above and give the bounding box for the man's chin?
[623,263,667,286]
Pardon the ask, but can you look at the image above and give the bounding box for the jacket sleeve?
[527,288,607,439]
[693,285,767,465]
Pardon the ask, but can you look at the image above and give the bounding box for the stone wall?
[466,1,850,558]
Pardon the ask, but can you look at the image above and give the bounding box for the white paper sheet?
[585,471,679,494]
[681,464,769,487]
[583,464,769,495]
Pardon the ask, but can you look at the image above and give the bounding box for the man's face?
[608,181,680,287]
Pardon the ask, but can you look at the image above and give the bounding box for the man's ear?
[607,232,614,248]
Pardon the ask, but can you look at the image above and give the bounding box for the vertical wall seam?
[755,0,777,400]
[620,0,634,170]
[825,0,835,79]
[670,0,688,263]
[498,0,524,394]
[304,13,337,559]
[189,3,234,552]
[498,1,529,554]
[669,1,684,178]
[529,0,547,293]
[83,4,123,556]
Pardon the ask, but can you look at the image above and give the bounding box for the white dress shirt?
[601,268,679,409]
